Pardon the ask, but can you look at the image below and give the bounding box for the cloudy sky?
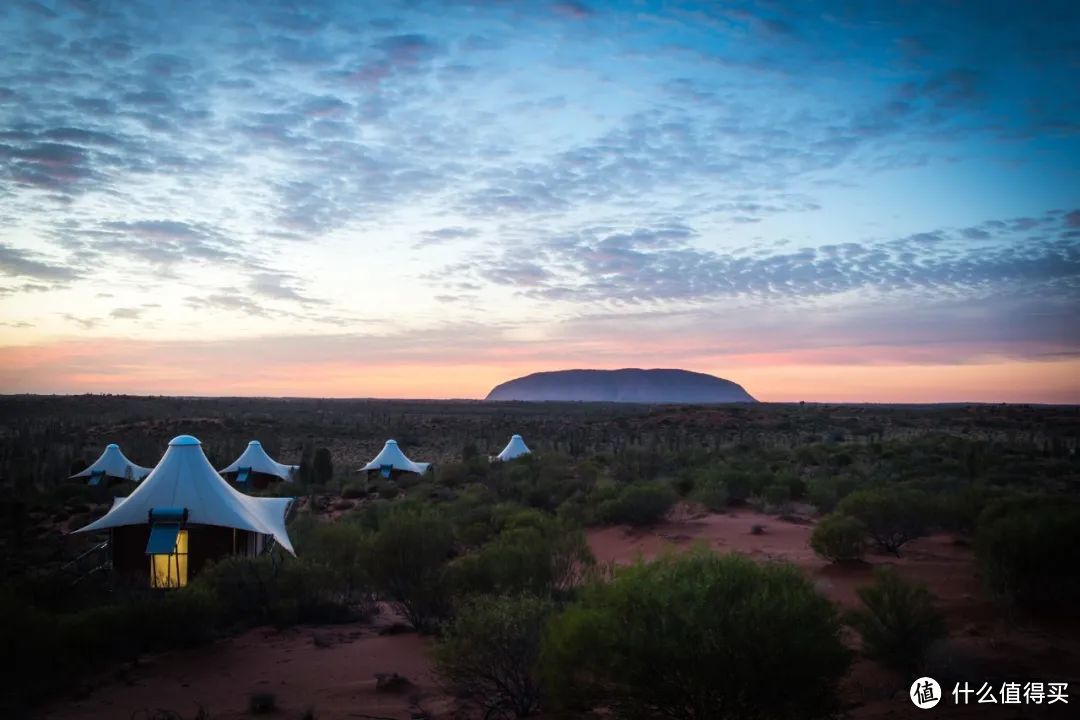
[0,0,1078,402]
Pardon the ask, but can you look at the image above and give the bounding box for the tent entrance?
[88,470,105,486]
[235,467,252,484]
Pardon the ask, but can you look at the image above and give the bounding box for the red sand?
[43,508,1080,720]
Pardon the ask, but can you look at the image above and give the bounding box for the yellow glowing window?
[150,529,188,588]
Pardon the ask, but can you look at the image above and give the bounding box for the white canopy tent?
[360,439,431,477]
[76,435,295,555]
[70,443,152,484]
[219,440,297,483]
[495,434,532,462]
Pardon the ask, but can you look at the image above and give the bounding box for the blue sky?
[0,0,1077,401]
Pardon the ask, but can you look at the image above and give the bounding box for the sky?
[0,0,1078,403]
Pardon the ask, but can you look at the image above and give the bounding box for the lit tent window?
[147,507,188,588]
[73,435,296,588]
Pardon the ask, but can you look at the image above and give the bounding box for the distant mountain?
[485,368,757,404]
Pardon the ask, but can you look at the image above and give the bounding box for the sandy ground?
[43,508,1080,720]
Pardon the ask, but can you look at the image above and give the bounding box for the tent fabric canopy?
[70,443,152,482]
[495,434,532,462]
[75,435,295,555]
[219,441,297,482]
[360,439,430,475]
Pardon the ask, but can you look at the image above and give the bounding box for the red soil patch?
[42,609,450,720]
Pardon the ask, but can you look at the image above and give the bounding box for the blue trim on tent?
[380,463,393,479]
[145,507,188,555]
[146,523,181,555]
[148,507,187,523]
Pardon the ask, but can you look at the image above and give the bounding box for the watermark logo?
[911,677,942,709]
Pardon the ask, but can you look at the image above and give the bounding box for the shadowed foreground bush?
[435,593,553,718]
[542,549,850,719]
[811,513,867,563]
[848,567,946,674]
[975,499,1080,610]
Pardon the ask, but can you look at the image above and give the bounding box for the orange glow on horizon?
[0,337,1077,403]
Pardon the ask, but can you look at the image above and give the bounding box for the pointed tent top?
[495,434,532,462]
[219,439,297,482]
[360,439,430,475]
[70,443,153,482]
[75,434,295,554]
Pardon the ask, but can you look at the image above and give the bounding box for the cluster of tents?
[69,433,533,589]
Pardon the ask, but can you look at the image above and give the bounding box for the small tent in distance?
[493,434,531,462]
[360,439,431,481]
[219,440,298,489]
[75,435,294,589]
[70,443,152,486]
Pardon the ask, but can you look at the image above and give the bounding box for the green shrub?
[928,485,1005,534]
[691,468,729,511]
[848,567,946,674]
[543,549,850,719]
[366,507,454,632]
[836,488,929,556]
[450,519,594,599]
[721,469,754,503]
[975,500,1080,610]
[762,482,790,509]
[605,482,676,526]
[197,552,365,629]
[810,514,867,563]
[435,594,553,717]
[806,476,840,512]
[341,482,367,499]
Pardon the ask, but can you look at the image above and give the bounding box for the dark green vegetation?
[543,550,851,719]
[848,568,947,674]
[810,513,868,562]
[0,396,1077,716]
[975,496,1080,610]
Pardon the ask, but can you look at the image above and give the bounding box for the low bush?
[435,594,553,717]
[691,468,728,511]
[604,482,676,526]
[836,488,930,556]
[975,500,1080,610]
[543,549,850,719]
[848,567,946,674]
[810,514,867,563]
[341,482,367,499]
[365,507,455,632]
[762,482,790,510]
[450,518,594,599]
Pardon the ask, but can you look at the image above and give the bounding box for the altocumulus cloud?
[0,0,1076,397]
